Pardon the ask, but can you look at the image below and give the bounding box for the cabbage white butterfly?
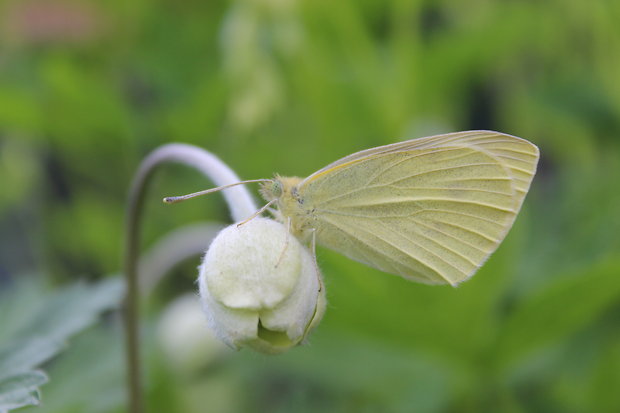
[166,130,539,286]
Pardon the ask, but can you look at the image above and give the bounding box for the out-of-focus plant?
[0,278,123,412]
[2,0,620,412]
[123,142,325,411]
[221,0,304,132]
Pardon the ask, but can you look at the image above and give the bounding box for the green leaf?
[0,277,124,412]
[0,339,63,380]
[16,327,126,413]
[6,278,124,343]
[0,371,47,411]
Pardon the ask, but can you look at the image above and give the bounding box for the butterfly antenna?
[163,179,272,204]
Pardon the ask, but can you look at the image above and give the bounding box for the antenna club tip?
[162,197,176,204]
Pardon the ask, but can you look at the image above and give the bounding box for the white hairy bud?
[198,218,326,354]
[157,294,230,372]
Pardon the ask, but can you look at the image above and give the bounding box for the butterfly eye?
[269,180,283,198]
[259,179,282,201]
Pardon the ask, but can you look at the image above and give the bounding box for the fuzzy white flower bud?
[198,217,325,354]
[157,294,230,372]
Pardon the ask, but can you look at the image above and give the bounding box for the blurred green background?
[1,0,620,412]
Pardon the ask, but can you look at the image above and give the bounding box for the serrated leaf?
[0,371,48,411]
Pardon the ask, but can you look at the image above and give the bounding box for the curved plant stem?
[123,143,257,413]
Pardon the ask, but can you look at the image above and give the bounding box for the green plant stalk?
[123,143,257,413]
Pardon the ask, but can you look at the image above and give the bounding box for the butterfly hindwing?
[299,131,538,285]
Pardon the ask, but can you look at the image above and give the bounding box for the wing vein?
[388,187,514,196]
[396,219,480,267]
[322,197,516,213]
[409,209,508,229]
[366,148,480,185]
[432,220,498,243]
[386,163,502,185]
[407,217,489,255]
[318,215,439,283]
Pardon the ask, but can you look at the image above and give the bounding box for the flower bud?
[157,294,231,372]
[198,217,325,354]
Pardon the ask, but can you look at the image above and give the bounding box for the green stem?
[123,154,157,413]
[123,143,257,413]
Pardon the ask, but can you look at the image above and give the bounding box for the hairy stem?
[123,143,257,413]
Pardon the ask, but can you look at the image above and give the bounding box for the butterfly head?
[259,178,283,202]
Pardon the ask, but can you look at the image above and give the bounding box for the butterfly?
[166,130,539,286]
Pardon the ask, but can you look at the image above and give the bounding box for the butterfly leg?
[311,229,323,293]
[236,199,276,227]
[275,217,292,268]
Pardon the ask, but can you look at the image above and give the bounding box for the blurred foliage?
[0,277,123,411]
[1,0,620,412]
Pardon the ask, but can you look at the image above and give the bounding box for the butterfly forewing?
[300,131,538,285]
[305,131,538,198]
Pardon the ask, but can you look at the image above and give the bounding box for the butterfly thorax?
[260,176,315,242]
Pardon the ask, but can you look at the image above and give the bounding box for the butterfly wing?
[300,131,539,285]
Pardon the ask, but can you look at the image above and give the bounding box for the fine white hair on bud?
[198,217,326,354]
[157,294,230,372]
